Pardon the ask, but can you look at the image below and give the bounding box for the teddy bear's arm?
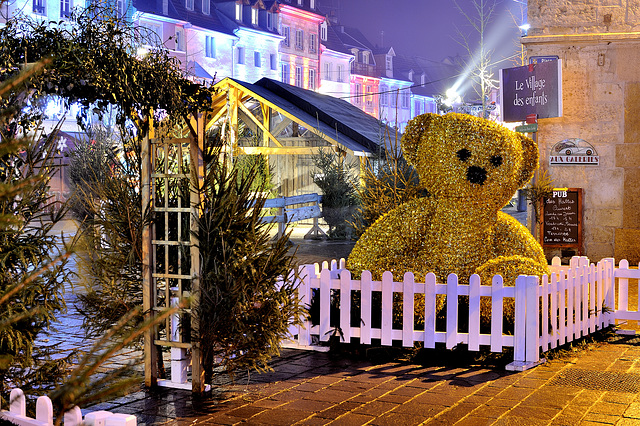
[492,211,547,267]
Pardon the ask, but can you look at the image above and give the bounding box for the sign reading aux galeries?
[499,59,563,122]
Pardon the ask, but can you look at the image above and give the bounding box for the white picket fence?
[283,256,640,371]
[0,388,136,426]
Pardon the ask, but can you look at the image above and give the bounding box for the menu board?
[541,188,582,250]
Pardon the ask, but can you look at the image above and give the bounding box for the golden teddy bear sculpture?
[347,113,548,325]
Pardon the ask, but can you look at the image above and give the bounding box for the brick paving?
[82,335,640,425]
[47,219,640,425]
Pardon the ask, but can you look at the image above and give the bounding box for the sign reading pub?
[499,60,563,122]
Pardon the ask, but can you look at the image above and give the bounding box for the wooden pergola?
[141,78,388,393]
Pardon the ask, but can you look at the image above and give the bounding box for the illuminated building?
[276,0,324,90]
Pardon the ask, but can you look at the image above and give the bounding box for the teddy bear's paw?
[476,256,548,329]
[476,255,548,287]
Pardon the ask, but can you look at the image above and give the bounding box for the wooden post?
[142,116,158,387]
[190,113,205,393]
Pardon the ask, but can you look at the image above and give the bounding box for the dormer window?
[408,70,413,81]
[310,0,315,8]
[297,0,302,5]
[235,3,242,21]
[202,0,209,15]
[362,51,369,65]
[251,7,258,25]
[320,21,327,41]
[266,11,274,29]
[185,0,193,11]
[386,55,392,70]
[421,74,426,85]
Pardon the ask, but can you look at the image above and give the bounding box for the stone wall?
[523,0,640,262]
[528,0,640,36]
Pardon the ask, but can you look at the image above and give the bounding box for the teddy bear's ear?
[401,113,439,166]
[516,132,540,188]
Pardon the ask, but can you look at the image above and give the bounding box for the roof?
[134,0,235,35]
[217,77,391,155]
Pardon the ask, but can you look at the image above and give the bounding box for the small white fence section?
[0,388,137,426]
[283,256,639,371]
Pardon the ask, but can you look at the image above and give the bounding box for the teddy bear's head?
[401,113,538,210]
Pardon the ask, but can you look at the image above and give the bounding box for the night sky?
[332,0,526,66]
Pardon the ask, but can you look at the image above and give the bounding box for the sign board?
[529,55,560,64]
[549,138,599,166]
[499,59,563,122]
[515,124,538,133]
[540,188,582,251]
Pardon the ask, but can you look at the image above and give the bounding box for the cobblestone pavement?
[46,215,640,425]
[84,335,640,426]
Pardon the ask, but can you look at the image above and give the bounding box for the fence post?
[445,274,459,350]
[402,272,415,348]
[525,276,540,365]
[507,275,543,371]
[297,264,313,346]
[9,388,25,417]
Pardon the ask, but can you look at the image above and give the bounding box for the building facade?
[276,0,323,90]
[523,0,640,262]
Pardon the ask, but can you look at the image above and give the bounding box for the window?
[202,0,209,14]
[175,28,185,51]
[324,62,331,80]
[266,11,274,29]
[235,3,242,21]
[282,26,290,47]
[362,51,368,65]
[251,7,258,25]
[117,0,126,16]
[141,22,162,47]
[205,36,216,58]
[185,0,193,11]
[281,63,290,84]
[295,29,304,50]
[60,0,71,18]
[310,0,315,8]
[386,55,392,70]
[32,0,45,14]
[402,91,410,108]
[237,46,245,64]
[390,88,396,107]
[295,66,303,87]
[308,69,315,90]
[336,65,343,82]
[355,84,362,104]
[270,54,277,70]
[309,33,316,53]
[320,21,327,41]
[254,51,261,67]
[366,85,372,105]
[297,0,302,4]
[414,100,421,115]
[380,85,388,106]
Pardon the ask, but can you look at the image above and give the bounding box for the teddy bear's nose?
[467,166,487,185]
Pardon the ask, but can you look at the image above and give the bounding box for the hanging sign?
[499,59,563,122]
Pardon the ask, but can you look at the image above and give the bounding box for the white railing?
[0,388,137,426]
[283,256,635,371]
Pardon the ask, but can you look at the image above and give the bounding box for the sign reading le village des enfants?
[499,60,562,123]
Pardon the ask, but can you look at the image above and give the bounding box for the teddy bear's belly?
[415,226,493,281]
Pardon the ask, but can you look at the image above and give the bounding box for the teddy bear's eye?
[456,148,471,162]
[490,155,503,167]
